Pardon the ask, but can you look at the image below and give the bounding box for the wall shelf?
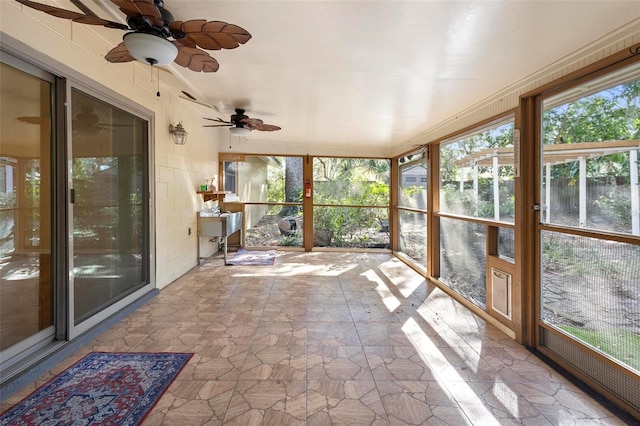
[196,191,227,202]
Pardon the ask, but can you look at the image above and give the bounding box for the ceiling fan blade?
[240,118,281,131]
[169,20,251,51]
[173,43,219,73]
[110,0,162,26]
[179,94,219,111]
[69,0,98,17]
[204,117,231,124]
[105,42,135,63]
[17,116,46,125]
[15,0,129,29]
[242,118,264,126]
[203,124,232,128]
[254,123,282,132]
[181,90,197,100]
[74,112,100,126]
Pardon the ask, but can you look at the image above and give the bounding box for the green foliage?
[314,182,389,240]
[542,234,637,283]
[439,122,514,183]
[439,122,516,219]
[314,205,387,248]
[313,206,352,246]
[476,200,494,218]
[558,325,640,371]
[543,80,640,180]
[279,231,301,247]
[267,165,285,202]
[542,237,578,272]
[441,184,475,215]
[311,157,390,247]
[291,188,303,203]
[0,191,16,208]
[402,185,423,198]
[400,184,426,209]
[314,158,390,183]
[441,178,514,220]
[500,195,515,218]
[19,161,42,208]
[593,188,632,228]
[314,179,389,206]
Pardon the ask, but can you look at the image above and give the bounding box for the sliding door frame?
[66,80,155,339]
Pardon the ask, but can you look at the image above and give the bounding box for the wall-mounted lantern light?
[169,122,188,145]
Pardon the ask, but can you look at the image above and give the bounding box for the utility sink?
[197,210,242,264]
[198,211,242,237]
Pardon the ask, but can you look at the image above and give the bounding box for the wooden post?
[390,158,399,252]
[473,163,479,216]
[493,153,500,221]
[631,149,639,235]
[545,163,551,224]
[429,145,440,279]
[579,157,587,228]
[303,155,313,251]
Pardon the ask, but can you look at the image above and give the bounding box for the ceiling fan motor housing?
[231,109,249,127]
[126,6,173,38]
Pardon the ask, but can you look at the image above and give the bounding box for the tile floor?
[0,252,631,425]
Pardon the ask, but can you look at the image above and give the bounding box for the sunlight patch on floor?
[402,316,496,422]
[378,259,424,298]
[361,268,401,312]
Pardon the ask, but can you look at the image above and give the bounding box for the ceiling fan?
[72,107,136,133]
[18,107,134,134]
[203,108,281,136]
[14,0,251,72]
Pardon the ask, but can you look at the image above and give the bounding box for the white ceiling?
[74,1,640,154]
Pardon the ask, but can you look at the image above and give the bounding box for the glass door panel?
[0,61,53,352]
[70,89,148,324]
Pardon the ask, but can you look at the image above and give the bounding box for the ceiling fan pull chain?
[154,65,161,97]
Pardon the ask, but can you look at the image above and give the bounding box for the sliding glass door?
[1,51,153,381]
[0,58,55,360]
[70,89,150,328]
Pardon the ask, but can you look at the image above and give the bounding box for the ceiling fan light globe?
[229,126,251,137]
[123,32,177,66]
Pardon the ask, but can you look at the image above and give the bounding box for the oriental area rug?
[0,352,192,426]
[226,248,276,265]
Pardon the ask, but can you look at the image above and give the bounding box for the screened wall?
[435,118,516,312]
[223,156,304,248]
[397,152,428,267]
[535,60,640,412]
[313,158,390,249]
